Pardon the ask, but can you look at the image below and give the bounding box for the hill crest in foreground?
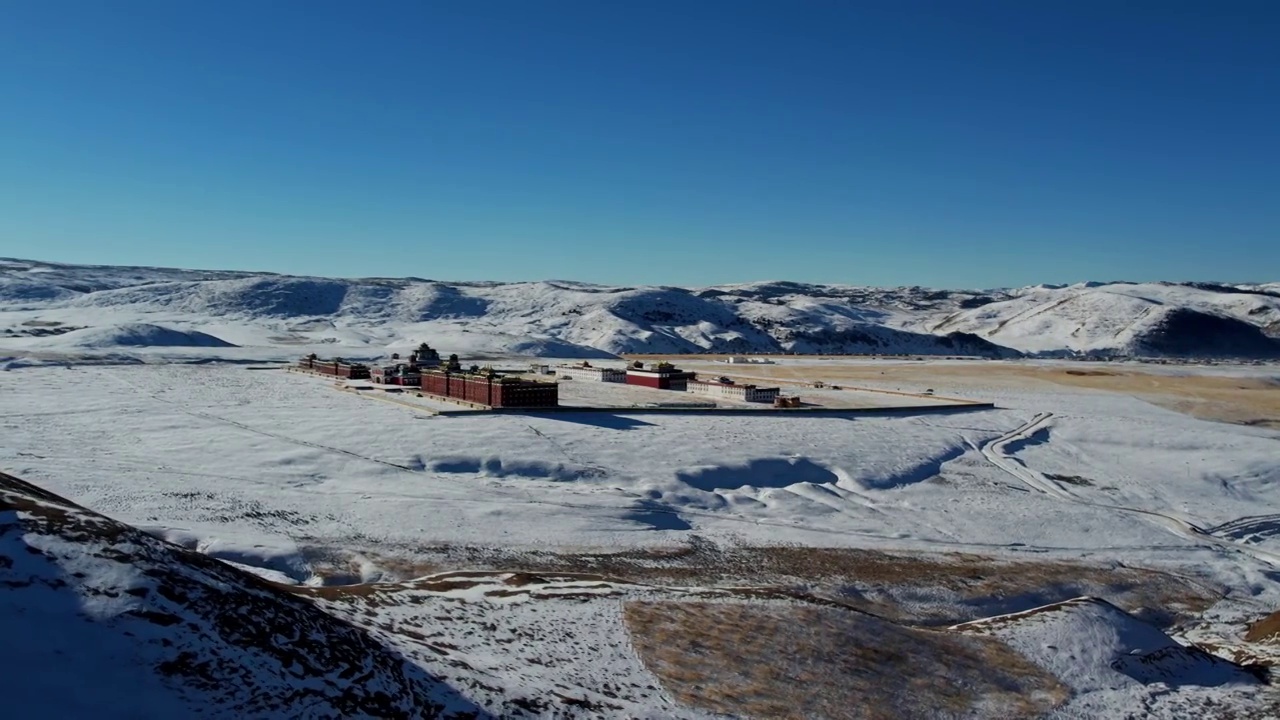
[0,471,481,719]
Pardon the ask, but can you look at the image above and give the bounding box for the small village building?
[625,362,696,391]
[421,369,559,408]
[687,378,781,403]
[724,356,775,365]
[371,363,422,386]
[297,354,371,380]
[410,343,442,369]
[556,362,626,383]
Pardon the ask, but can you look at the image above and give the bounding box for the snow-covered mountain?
[928,282,1280,358]
[2,257,1278,360]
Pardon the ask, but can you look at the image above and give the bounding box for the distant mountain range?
[2,257,1278,360]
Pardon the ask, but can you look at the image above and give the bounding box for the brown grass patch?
[1246,611,1280,643]
[294,542,1218,626]
[624,601,1068,719]
[286,582,385,601]
[626,357,1280,427]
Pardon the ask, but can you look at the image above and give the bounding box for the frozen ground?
[953,597,1266,718]
[538,370,959,409]
[3,360,1278,561]
[7,362,1276,560]
[4,358,1280,717]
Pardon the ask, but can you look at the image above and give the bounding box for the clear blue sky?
[0,1,1276,287]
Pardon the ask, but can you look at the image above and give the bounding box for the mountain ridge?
[2,257,1278,360]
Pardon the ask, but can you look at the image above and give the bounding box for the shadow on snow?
[677,458,839,492]
[522,412,656,431]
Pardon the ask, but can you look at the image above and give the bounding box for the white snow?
[931,282,1280,357]
[0,513,195,719]
[17,322,238,349]
[312,572,721,717]
[4,258,1275,361]
[1,361,1277,583]
[0,480,492,718]
[953,597,1263,716]
[2,258,1279,717]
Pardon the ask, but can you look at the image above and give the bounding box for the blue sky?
[0,1,1276,287]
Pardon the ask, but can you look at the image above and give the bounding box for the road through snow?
[981,413,1280,567]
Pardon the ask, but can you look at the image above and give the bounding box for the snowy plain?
[7,362,1276,565]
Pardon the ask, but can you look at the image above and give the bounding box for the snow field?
[0,475,490,719]
[3,363,1277,579]
[312,573,725,717]
[3,358,1280,717]
[952,597,1266,718]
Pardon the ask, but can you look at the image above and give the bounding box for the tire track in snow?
[88,368,532,489]
[522,423,612,478]
[72,368,1258,560]
[70,370,1066,548]
[85,368,723,528]
[979,413,1076,501]
[981,413,1280,567]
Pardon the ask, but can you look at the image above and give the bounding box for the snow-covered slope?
[954,597,1261,690]
[953,597,1265,715]
[2,258,1277,359]
[931,282,1280,358]
[38,323,237,349]
[0,471,483,718]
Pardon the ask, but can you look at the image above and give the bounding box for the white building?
[371,363,422,386]
[724,356,776,365]
[556,363,627,383]
[687,379,781,403]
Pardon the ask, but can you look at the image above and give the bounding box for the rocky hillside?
[2,470,1273,718]
[0,471,484,719]
[2,258,1277,359]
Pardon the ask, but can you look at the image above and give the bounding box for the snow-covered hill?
[2,258,1278,359]
[930,282,1280,357]
[42,323,238,349]
[0,471,484,718]
[953,597,1265,715]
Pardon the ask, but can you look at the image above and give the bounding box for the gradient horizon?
[0,1,1276,287]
